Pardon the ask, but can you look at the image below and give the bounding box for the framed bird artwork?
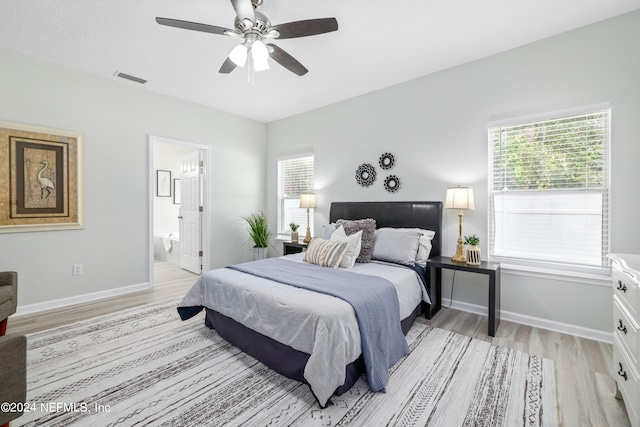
[0,121,83,233]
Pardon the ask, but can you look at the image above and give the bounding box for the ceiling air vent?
[115,71,147,84]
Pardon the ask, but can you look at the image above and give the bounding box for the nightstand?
[426,256,501,337]
[283,242,308,255]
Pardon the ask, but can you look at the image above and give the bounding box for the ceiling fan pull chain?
[248,53,255,85]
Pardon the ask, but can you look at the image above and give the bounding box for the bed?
[177,201,443,407]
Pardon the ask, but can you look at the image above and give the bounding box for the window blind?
[488,107,610,269]
[277,154,314,236]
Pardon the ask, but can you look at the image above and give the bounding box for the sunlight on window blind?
[277,155,314,236]
[488,107,610,268]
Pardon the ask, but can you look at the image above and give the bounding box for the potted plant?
[464,234,481,265]
[289,222,300,244]
[242,211,272,260]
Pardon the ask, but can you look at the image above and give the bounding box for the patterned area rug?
[17,299,558,426]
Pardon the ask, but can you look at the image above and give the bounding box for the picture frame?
[0,120,83,233]
[156,170,171,197]
[173,178,181,204]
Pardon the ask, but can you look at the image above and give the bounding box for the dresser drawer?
[613,267,639,319]
[614,337,640,427]
[614,297,640,373]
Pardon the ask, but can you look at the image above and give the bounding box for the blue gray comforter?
[228,258,410,393]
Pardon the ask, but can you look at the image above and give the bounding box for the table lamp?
[445,186,475,263]
[299,193,316,244]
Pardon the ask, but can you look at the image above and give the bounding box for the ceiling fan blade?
[270,18,338,39]
[219,57,238,74]
[156,17,234,36]
[230,0,256,23]
[267,44,308,76]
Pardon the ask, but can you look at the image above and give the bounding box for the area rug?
[17,299,558,426]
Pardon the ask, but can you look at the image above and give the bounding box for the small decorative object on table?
[289,222,299,244]
[464,234,481,266]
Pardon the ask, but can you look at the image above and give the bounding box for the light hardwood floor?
[8,262,630,426]
[7,261,199,335]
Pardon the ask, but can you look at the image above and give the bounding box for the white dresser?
[611,253,640,427]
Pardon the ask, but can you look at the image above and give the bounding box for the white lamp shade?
[445,186,475,210]
[253,58,270,72]
[299,193,316,209]
[229,44,248,67]
[251,40,270,71]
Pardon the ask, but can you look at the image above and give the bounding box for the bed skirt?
[204,303,422,404]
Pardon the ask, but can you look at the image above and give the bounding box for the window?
[277,154,314,237]
[488,105,610,270]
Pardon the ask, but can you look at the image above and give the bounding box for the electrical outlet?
[73,264,83,276]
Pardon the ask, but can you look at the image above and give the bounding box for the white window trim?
[276,152,314,239]
[488,101,611,128]
[490,257,611,288]
[488,103,611,271]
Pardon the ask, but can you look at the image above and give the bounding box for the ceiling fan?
[156,0,338,77]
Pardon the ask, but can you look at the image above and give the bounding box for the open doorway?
[149,135,211,286]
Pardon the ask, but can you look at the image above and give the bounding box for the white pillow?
[330,225,362,268]
[378,227,435,267]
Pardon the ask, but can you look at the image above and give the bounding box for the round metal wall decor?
[379,152,395,170]
[384,175,401,193]
[355,163,376,187]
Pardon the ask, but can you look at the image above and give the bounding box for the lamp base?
[303,207,312,244]
[451,210,467,263]
[451,240,466,263]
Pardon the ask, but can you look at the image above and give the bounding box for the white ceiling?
[1,1,639,123]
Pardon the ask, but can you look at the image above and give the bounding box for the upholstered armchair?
[0,334,27,427]
[0,271,17,336]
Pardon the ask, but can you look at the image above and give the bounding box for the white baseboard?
[442,298,613,344]
[15,282,152,316]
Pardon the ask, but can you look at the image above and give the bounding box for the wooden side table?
[426,256,501,337]
[283,242,308,255]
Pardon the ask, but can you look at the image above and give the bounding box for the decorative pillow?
[378,227,435,267]
[335,218,376,263]
[372,229,423,266]
[304,238,349,269]
[330,225,363,268]
[321,223,337,240]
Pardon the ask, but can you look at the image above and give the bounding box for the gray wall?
[0,48,266,309]
[266,11,640,338]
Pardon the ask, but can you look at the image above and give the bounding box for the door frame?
[148,135,211,285]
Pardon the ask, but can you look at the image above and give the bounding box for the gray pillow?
[321,223,337,240]
[336,218,376,263]
[372,229,422,266]
[378,227,435,267]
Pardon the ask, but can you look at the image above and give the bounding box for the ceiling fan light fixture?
[251,40,270,71]
[229,43,248,67]
[251,40,269,61]
[156,0,338,77]
[253,58,270,71]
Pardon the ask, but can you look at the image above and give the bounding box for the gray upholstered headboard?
[329,201,443,259]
